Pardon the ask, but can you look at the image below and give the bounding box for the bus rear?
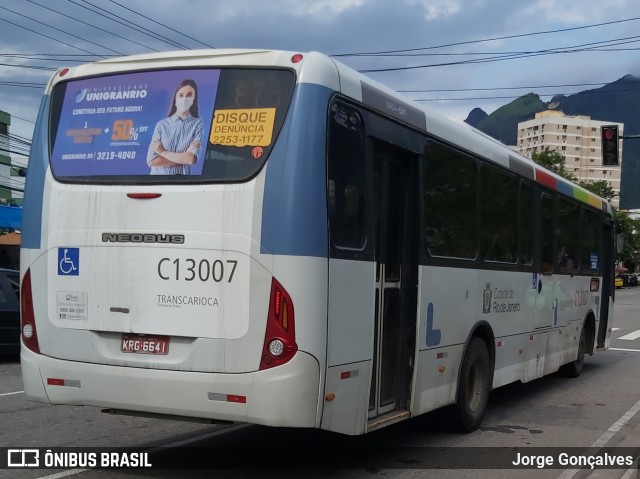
[20,50,333,427]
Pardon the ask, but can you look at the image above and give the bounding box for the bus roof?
[327,55,613,215]
[48,48,613,215]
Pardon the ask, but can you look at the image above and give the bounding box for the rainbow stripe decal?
[534,168,605,210]
[507,156,606,211]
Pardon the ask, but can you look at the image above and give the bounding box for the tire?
[455,337,491,432]
[560,326,586,378]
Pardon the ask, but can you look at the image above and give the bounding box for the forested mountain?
[464,75,640,208]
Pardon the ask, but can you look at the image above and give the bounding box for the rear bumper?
[21,347,321,428]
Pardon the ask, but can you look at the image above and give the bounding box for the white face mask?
[175,96,194,114]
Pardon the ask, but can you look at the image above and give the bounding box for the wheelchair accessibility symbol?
[58,248,79,276]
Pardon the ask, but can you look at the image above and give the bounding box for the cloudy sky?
[1,0,639,147]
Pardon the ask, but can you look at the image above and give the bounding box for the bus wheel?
[455,337,491,432]
[560,326,586,378]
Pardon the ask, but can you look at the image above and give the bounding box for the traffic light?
[601,125,619,166]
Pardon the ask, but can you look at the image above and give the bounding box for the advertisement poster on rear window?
[51,69,220,177]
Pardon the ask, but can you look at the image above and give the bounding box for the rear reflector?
[46,378,81,388]
[226,395,247,404]
[127,193,162,199]
[259,278,297,370]
[20,269,40,353]
[208,392,247,403]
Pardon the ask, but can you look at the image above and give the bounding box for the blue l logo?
[58,248,79,276]
[426,302,441,347]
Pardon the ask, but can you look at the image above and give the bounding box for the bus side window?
[423,142,477,260]
[327,101,366,250]
[480,163,518,264]
[519,180,534,266]
[580,208,602,273]
[557,198,580,271]
[540,194,554,273]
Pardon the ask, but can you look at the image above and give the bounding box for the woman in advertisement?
[147,79,204,175]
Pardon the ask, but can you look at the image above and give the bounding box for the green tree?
[531,148,577,182]
[579,180,616,201]
[530,148,639,268]
[612,209,640,268]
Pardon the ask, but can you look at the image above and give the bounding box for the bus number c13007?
[157,258,238,283]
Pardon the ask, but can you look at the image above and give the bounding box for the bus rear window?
[49,68,295,183]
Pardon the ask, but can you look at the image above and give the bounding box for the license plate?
[121,335,169,355]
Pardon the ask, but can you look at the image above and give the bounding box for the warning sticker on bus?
[210,108,276,147]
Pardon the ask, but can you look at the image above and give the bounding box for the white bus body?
[20,49,614,436]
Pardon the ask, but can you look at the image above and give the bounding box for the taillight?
[260,278,297,370]
[21,269,40,353]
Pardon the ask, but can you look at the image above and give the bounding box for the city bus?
[20,49,615,435]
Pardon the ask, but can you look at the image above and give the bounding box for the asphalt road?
[1,288,640,479]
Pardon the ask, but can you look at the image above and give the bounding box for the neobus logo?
[102,233,184,244]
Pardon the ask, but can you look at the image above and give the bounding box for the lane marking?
[609,347,640,352]
[617,330,640,341]
[556,398,640,479]
[0,390,23,397]
[147,423,250,449]
[38,470,88,479]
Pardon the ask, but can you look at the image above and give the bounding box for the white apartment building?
[516,110,623,207]
[0,109,25,205]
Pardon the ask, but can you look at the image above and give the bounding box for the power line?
[106,0,215,49]
[0,167,26,184]
[0,15,106,58]
[333,15,640,56]
[346,46,640,58]
[9,116,35,125]
[3,75,638,98]
[64,0,191,51]
[2,132,32,146]
[0,81,46,89]
[359,45,640,72]
[411,87,640,102]
[0,54,94,63]
[24,0,161,54]
[0,148,29,159]
[359,36,640,72]
[399,80,640,93]
[0,63,57,71]
[0,183,24,193]
[0,5,114,57]
[1,3,125,56]
[0,53,99,58]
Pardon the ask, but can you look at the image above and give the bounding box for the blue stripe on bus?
[21,94,51,250]
[260,83,332,258]
[556,180,573,197]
